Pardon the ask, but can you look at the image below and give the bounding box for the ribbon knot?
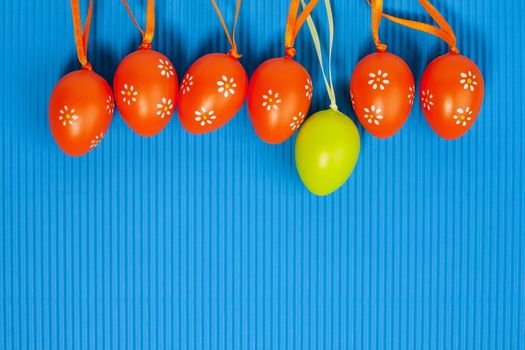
[284,0,319,58]
[376,43,388,52]
[285,47,297,58]
[228,48,242,60]
[71,0,93,70]
[212,0,243,58]
[122,0,155,49]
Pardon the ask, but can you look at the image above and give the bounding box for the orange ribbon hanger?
[369,0,458,54]
[71,0,93,70]
[122,0,156,49]
[211,0,242,59]
[284,0,320,57]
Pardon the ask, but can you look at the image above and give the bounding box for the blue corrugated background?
[1,0,524,348]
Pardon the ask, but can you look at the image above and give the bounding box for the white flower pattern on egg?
[156,97,174,119]
[217,75,237,98]
[106,96,114,115]
[58,105,78,126]
[89,132,104,149]
[180,74,194,95]
[158,59,175,79]
[368,70,390,90]
[305,79,313,100]
[453,107,473,127]
[194,107,217,126]
[459,71,478,92]
[289,112,305,130]
[262,89,282,111]
[363,105,384,125]
[121,84,138,105]
[408,86,415,105]
[421,89,434,111]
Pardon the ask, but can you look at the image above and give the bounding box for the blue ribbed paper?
[1,0,524,348]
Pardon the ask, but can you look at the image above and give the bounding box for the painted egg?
[49,70,114,156]
[350,51,414,138]
[177,53,248,134]
[420,53,484,140]
[248,57,312,144]
[295,109,361,196]
[113,48,178,137]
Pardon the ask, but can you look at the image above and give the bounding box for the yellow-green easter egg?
[295,109,360,196]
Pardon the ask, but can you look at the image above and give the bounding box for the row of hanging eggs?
[351,49,484,140]
[48,0,484,197]
[48,48,311,154]
[49,48,483,149]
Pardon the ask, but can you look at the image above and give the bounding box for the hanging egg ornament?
[351,0,414,138]
[296,109,360,196]
[247,0,319,144]
[420,52,484,140]
[350,50,414,138]
[296,0,360,196]
[50,69,114,156]
[248,55,312,144]
[113,0,178,137]
[49,0,113,157]
[114,48,178,136]
[369,0,484,139]
[178,0,248,134]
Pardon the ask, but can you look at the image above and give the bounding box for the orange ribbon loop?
[211,0,242,59]
[284,0,319,57]
[122,0,156,49]
[370,0,387,51]
[369,0,459,54]
[71,0,93,70]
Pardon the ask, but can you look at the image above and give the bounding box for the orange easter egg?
[177,53,248,134]
[113,48,178,137]
[49,69,114,156]
[247,57,312,144]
